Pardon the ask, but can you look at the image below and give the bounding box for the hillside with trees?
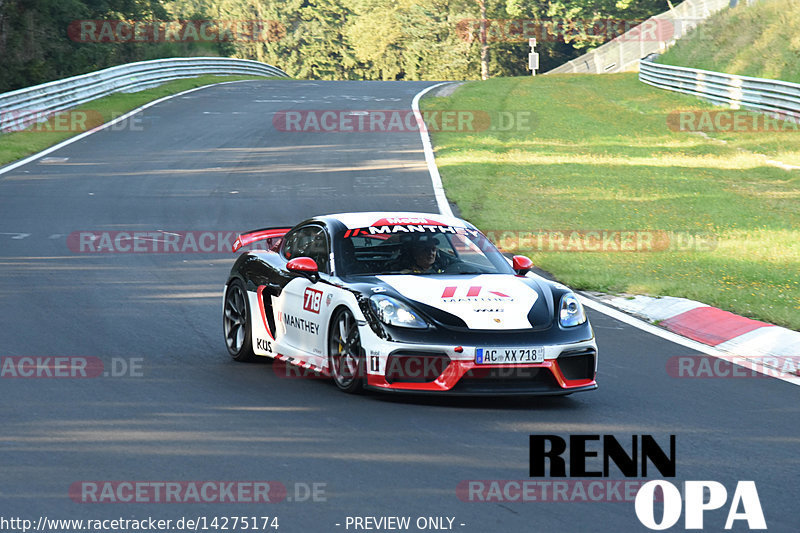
[0,0,668,91]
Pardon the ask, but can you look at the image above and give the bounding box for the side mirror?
[287,257,319,283]
[512,255,533,276]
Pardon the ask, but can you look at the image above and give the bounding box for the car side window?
[283,225,330,273]
[282,229,301,260]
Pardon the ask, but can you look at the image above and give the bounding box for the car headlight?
[369,295,427,329]
[559,293,587,327]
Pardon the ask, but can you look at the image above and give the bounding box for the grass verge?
[423,73,800,330]
[658,0,800,84]
[0,75,285,167]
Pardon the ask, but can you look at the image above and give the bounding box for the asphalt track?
[0,80,798,533]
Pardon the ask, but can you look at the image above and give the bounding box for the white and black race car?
[223,212,597,395]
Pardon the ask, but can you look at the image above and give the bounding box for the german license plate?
[475,347,545,364]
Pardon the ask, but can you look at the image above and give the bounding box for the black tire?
[328,307,364,393]
[223,279,256,362]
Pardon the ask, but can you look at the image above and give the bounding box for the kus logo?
[256,338,272,352]
[529,435,766,530]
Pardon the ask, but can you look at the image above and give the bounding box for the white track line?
[414,81,799,386]
[579,292,800,385]
[412,82,454,217]
[0,79,257,178]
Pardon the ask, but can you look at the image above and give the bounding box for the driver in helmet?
[397,236,454,274]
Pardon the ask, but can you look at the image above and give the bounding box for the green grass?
[658,0,800,84]
[423,73,800,330]
[0,75,285,167]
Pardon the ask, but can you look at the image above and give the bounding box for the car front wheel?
[328,307,364,393]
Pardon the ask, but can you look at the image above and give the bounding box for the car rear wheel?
[223,279,255,362]
[328,307,364,393]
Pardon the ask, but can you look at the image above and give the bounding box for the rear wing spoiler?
[232,227,292,253]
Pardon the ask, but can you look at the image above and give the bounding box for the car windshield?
[334,226,515,276]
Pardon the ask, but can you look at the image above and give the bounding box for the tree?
[0,0,673,91]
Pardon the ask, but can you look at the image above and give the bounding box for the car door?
[274,224,332,364]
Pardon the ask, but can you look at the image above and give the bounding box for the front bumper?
[361,333,597,395]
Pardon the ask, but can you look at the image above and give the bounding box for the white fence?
[639,58,800,118]
[0,57,288,133]
[547,0,732,75]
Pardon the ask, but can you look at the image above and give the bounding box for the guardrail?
[0,57,288,133]
[547,0,732,75]
[640,58,800,118]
